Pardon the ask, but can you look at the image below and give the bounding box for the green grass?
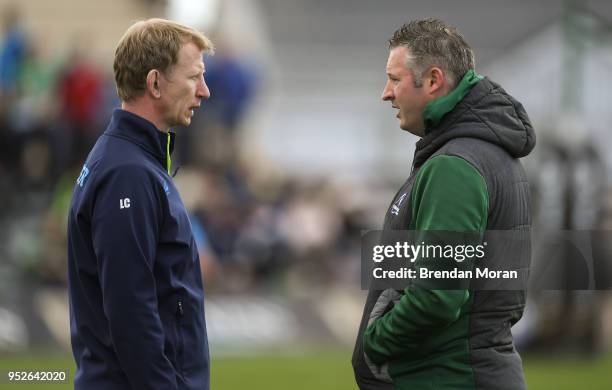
[0,349,611,389]
[212,349,357,390]
[523,353,612,390]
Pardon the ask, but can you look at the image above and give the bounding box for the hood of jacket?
[413,77,536,168]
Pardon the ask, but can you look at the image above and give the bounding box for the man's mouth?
[188,104,200,116]
[392,105,400,118]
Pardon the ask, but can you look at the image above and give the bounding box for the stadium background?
[1,0,612,388]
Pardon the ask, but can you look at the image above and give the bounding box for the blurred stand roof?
[255,0,612,181]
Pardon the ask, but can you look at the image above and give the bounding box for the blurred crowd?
[0,8,112,283]
[0,7,376,296]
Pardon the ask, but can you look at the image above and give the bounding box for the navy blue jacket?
[67,109,209,390]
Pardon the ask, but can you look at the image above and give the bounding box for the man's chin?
[175,117,191,128]
[399,122,424,137]
[399,121,410,132]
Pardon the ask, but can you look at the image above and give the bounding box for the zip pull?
[166,133,172,175]
[177,299,184,316]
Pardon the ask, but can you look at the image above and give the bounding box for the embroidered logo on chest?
[76,164,89,187]
[390,193,408,216]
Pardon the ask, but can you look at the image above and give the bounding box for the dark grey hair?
[389,19,475,88]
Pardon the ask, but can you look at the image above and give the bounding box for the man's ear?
[146,69,161,99]
[426,66,446,95]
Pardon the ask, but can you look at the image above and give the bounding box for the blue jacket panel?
[67,109,209,390]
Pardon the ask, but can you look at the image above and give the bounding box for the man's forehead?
[178,42,205,66]
[388,46,408,63]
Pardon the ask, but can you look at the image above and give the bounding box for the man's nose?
[198,79,210,99]
[381,82,393,101]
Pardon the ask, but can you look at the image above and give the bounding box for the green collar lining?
[423,69,483,131]
[166,133,171,175]
[166,132,176,175]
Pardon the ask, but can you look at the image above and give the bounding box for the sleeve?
[363,155,489,364]
[91,165,178,390]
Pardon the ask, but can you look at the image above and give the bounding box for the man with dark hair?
[352,19,535,389]
[67,19,213,390]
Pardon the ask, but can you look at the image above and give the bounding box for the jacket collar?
[105,109,175,174]
[412,77,536,168]
[422,69,483,130]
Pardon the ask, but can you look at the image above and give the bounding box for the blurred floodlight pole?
[558,0,610,150]
[559,0,588,149]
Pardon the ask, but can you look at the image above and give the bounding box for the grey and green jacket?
[352,72,536,390]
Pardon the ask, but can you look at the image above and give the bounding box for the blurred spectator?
[57,46,105,162]
[201,41,258,130]
[175,42,258,166]
[15,39,60,130]
[0,5,27,103]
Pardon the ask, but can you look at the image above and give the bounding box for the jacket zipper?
[177,299,184,316]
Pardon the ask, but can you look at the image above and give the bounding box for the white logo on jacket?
[390,193,407,216]
[120,198,131,209]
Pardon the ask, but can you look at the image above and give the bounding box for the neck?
[121,99,168,133]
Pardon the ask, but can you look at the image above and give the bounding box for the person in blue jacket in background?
[67,18,214,390]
